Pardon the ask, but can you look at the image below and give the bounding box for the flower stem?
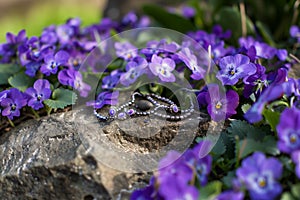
[239,2,247,37]
[46,106,52,116]
[31,108,40,119]
[8,118,15,128]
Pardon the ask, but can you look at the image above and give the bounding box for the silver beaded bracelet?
[93,92,195,121]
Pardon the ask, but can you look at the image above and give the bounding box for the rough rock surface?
[0,107,214,200]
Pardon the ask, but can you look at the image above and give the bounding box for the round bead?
[170,104,179,113]
[126,109,135,116]
[118,112,127,120]
[94,110,107,120]
[108,108,116,116]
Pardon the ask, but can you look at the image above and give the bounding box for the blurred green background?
[1,0,299,44]
[0,0,106,42]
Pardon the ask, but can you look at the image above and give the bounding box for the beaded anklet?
[94,92,195,121]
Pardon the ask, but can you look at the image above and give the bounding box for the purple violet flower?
[182,6,196,18]
[0,90,9,101]
[158,151,198,200]
[121,11,138,26]
[178,47,206,80]
[215,190,244,200]
[184,141,212,186]
[197,86,208,107]
[292,150,300,179]
[217,54,257,85]
[211,41,234,61]
[141,39,179,61]
[56,24,75,45]
[115,42,138,61]
[0,30,27,63]
[58,69,91,97]
[18,36,42,66]
[149,54,176,82]
[205,84,239,121]
[130,177,162,200]
[239,36,287,61]
[0,90,9,114]
[86,91,119,109]
[290,25,300,43]
[120,57,148,86]
[244,78,296,123]
[158,176,199,200]
[67,50,85,70]
[243,64,267,98]
[136,16,151,28]
[277,107,300,154]
[1,88,27,120]
[102,70,122,90]
[40,25,58,45]
[236,152,282,200]
[158,150,193,183]
[18,36,53,77]
[25,79,51,110]
[40,50,69,76]
[212,25,232,40]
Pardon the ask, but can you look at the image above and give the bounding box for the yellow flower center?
[258,178,266,188]
[73,59,79,67]
[160,68,167,75]
[230,70,235,75]
[75,81,81,89]
[37,94,42,101]
[290,134,297,143]
[11,104,16,111]
[215,102,222,109]
[126,53,132,59]
[50,62,56,69]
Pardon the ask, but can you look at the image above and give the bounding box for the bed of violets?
[1,2,300,200]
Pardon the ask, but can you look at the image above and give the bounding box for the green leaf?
[138,84,151,96]
[214,6,254,42]
[241,103,251,114]
[220,131,235,159]
[143,4,196,33]
[199,181,222,200]
[189,0,205,28]
[281,192,296,200]
[0,64,21,85]
[211,136,226,156]
[279,156,294,173]
[262,109,280,132]
[8,71,35,92]
[250,93,256,102]
[149,83,164,94]
[262,136,280,156]
[227,120,265,141]
[237,138,261,159]
[227,120,248,140]
[256,21,276,46]
[222,171,236,188]
[237,136,279,159]
[195,137,203,143]
[44,88,77,109]
[291,183,300,199]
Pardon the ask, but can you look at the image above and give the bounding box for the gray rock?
[0,110,146,200]
[0,107,213,200]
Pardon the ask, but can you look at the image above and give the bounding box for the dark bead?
[135,99,154,111]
